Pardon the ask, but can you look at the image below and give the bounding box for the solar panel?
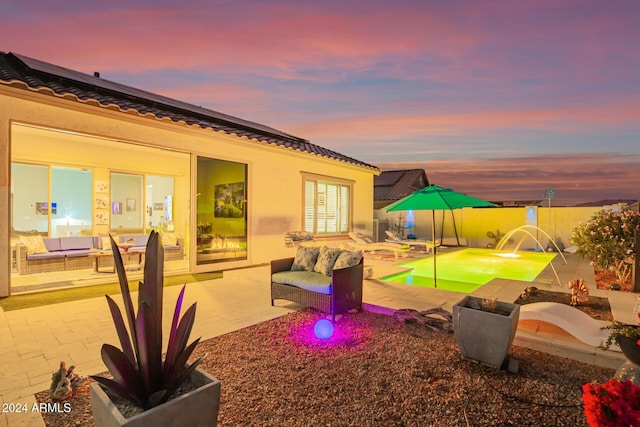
[14,53,303,142]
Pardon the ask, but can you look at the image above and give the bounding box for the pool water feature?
[381,248,557,293]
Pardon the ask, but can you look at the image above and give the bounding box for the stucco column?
[0,117,10,297]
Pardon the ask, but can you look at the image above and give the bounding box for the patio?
[0,251,632,426]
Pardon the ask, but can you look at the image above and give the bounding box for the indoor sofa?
[270,246,364,321]
[17,235,100,274]
[17,233,184,274]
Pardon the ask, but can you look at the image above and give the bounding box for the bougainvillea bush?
[582,379,640,426]
[571,209,640,283]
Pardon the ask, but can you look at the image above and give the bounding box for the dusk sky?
[2,0,639,206]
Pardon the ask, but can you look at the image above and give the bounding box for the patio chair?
[347,232,410,259]
[384,231,440,253]
[283,231,323,247]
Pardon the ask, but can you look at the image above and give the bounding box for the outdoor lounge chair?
[347,232,410,259]
[384,231,440,253]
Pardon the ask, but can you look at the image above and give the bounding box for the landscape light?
[314,319,334,340]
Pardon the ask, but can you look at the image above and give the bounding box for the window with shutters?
[303,176,352,235]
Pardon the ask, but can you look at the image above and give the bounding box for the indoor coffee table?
[89,248,143,273]
[89,252,115,273]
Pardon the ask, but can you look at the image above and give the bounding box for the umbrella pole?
[451,211,460,246]
[432,210,437,288]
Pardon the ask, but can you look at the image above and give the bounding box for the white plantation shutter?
[304,180,315,233]
[303,177,352,234]
[326,184,338,232]
[316,182,326,233]
[340,185,349,232]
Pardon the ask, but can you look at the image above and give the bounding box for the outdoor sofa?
[271,246,364,321]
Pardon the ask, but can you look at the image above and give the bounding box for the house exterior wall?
[0,85,376,296]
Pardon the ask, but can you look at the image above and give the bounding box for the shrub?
[582,379,640,426]
[571,209,640,283]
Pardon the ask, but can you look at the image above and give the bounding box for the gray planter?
[453,295,520,369]
[90,367,221,427]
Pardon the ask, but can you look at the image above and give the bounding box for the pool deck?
[0,251,636,426]
[364,250,633,368]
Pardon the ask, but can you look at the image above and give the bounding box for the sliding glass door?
[196,156,247,264]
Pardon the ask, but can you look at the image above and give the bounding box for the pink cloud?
[2,0,637,195]
[377,154,640,206]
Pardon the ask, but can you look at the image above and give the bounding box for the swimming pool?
[380,248,557,293]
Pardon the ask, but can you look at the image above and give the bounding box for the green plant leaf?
[147,389,169,409]
[165,338,201,387]
[97,344,146,405]
[163,285,187,377]
[90,376,144,408]
[105,295,135,366]
[110,234,139,359]
[141,231,164,344]
[165,303,197,374]
[135,302,163,394]
[164,354,206,403]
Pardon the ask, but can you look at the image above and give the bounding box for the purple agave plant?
[90,231,205,410]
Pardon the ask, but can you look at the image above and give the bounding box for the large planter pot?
[618,334,640,366]
[453,295,520,369]
[90,367,221,427]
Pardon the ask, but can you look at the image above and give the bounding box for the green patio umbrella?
[384,185,496,287]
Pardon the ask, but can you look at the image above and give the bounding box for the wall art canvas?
[95,212,108,225]
[214,182,245,218]
[95,197,108,210]
[112,202,122,215]
[95,181,109,194]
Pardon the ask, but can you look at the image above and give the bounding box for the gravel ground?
[37,309,615,427]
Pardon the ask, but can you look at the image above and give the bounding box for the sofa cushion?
[313,246,342,276]
[44,238,61,252]
[98,233,118,249]
[333,250,363,270]
[26,251,65,260]
[100,236,116,252]
[161,232,178,247]
[20,235,50,254]
[60,236,95,250]
[291,246,320,272]
[271,271,332,295]
[63,249,98,258]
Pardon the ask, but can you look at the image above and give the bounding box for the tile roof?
[0,52,378,172]
[374,169,429,209]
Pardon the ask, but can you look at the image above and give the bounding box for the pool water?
[381,248,557,293]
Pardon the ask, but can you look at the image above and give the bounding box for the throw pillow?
[100,236,114,252]
[98,233,117,249]
[161,232,178,247]
[333,250,363,270]
[313,246,342,276]
[291,246,320,271]
[20,235,49,255]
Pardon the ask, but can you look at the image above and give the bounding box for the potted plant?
[602,321,640,366]
[452,295,520,370]
[197,222,213,247]
[89,231,220,427]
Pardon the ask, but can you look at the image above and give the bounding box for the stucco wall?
[0,86,376,295]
